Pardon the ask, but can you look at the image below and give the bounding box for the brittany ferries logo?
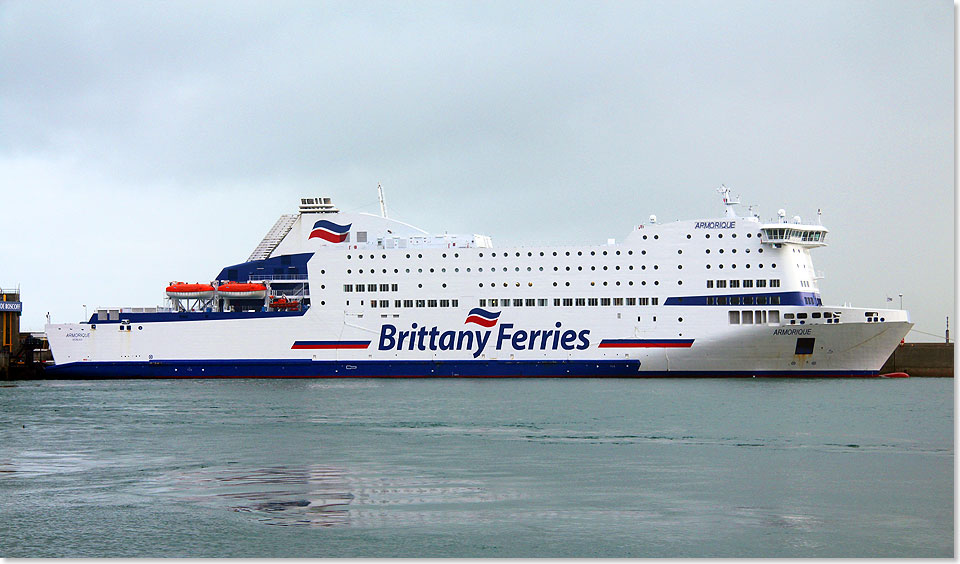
[378,314,590,358]
[309,220,352,243]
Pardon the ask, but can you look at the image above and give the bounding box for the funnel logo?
[309,220,351,243]
[464,308,500,327]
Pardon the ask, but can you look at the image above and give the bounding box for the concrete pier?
[881,342,954,377]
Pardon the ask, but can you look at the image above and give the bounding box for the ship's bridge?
[759,224,828,248]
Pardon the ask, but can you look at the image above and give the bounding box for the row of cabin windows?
[707,295,781,306]
[707,279,780,289]
[348,249,642,260]
[478,297,660,307]
[344,262,778,276]
[343,284,398,292]
[728,310,781,324]
[784,312,836,319]
[369,299,461,308]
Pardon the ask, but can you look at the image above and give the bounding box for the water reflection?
[153,464,520,527]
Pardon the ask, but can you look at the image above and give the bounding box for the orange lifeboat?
[217,282,267,299]
[270,296,300,311]
[165,282,216,300]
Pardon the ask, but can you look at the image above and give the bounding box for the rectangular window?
[554,298,561,306]
[784,313,795,319]
[526,299,536,307]
[576,298,586,306]
[707,297,715,305]
[796,313,807,319]
[771,296,780,305]
[588,298,598,306]
[626,298,636,305]
[768,310,780,324]
[795,337,815,355]
[380,284,390,292]
[707,280,714,288]
[613,298,624,306]
[537,299,547,306]
[501,299,510,307]
[756,279,766,288]
[563,298,573,306]
[479,299,487,307]
[742,311,754,324]
[638,297,649,306]
[355,284,364,292]
[427,299,437,307]
[357,231,368,243]
[743,296,754,305]
[440,299,450,307]
[416,299,425,307]
[717,280,727,288]
[370,300,377,308]
[380,300,389,308]
[403,300,413,307]
[743,280,753,288]
[730,296,741,305]
[344,284,353,292]
[394,300,401,308]
[391,284,398,291]
[652,297,659,305]
[729,311,740,324]
[514,299,523,307]
[812,312,821,318]
[601,298,611,306]
[770,279,780,288]
[730,280,740,288]
[717,297,728,305]
[367,284,377,292]
[757,296,767,305]
[452,299,458,307]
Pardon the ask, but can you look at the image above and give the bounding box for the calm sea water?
[0,377,953,557]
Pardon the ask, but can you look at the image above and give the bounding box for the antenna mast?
[378,183,388,218]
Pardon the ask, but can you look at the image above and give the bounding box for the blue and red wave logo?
[464,308,501,328]
[309,220,352,243]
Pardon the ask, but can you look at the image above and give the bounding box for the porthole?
[678,317,683,322]
[758,249,764,253]
[628,250,633,255]
[603,281,608,286]
[706,249,710,254]
[418,283,423,288]
[732,249,737,254]
[677,265,682,270]
[138,326,143,330]
[553,251,558,256]
[577,266,583,271]
[591,266,596,271]
[590,251,596,256]
[565,282,570,286]
[347,269,352,274]
[706,264,711,269]
[429,268,434,273]
[678,280,683,285]
[718,234,723,239]
[565,251,570,256]
[418,254,422,259]
[479,252,484,257]
[321,301,325,306]
[732,264,737,269]
[654,235,659,240]
[442,253,447,258]
[654,281,659,285]
[705,234,710,239]
[442,283,447,288]
[772,263,777,268]
[591,282,595,286]
[516,252,521,257]
[687,234,692,239]
[578,251,583,256]
[347,254,352,259]
[382,254,386,259]
[642,281,647,285]
[616,281,621,286]
[553,282,558,286]
[719,249,724,254]
[479,283,484,287]
[643,235,648,240]
[747,233,752,238]
[628,281,633,286]
[394,269,398,273]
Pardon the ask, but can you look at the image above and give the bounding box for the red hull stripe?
[598,339,695,348]
[464,316,498,327]
[291,341,370,349]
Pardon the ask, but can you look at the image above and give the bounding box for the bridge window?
[729,311,740,324]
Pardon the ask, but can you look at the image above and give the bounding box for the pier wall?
[881,343,954,377]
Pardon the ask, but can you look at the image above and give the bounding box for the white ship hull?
[45,192,913,378]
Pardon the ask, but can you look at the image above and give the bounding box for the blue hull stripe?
[663,291,821,306]
[43,360,880,379]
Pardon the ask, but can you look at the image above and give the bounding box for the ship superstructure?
[45,188,912,377]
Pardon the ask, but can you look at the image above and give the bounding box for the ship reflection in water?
[153,464,519,528]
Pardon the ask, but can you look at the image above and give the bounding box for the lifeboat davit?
[270,296,300,311]
[217,282,267,299]
[166,282,216,300]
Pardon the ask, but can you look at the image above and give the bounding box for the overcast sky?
[0,0,954,340]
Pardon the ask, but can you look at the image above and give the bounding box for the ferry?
[45,186,912,378]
